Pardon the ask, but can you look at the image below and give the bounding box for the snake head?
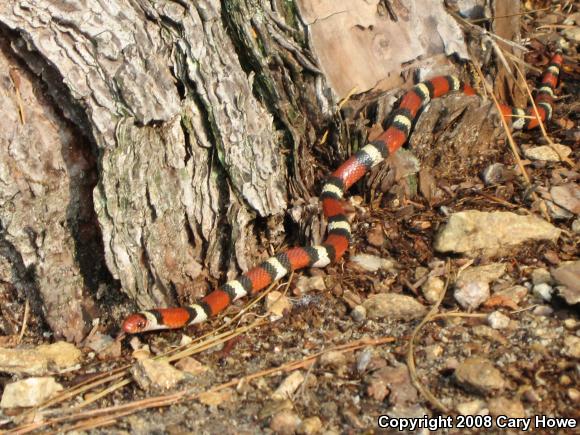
[121,313,149,334]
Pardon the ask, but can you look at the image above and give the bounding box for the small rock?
[550,183,580,214]
[434,211,560,256]
[0,341,82,375]
[533,283,553,301]
[86,333,121,360]
[180,334,193,346]
[563,318,577,330]
[423,344,444,360]
[457,263,507,285]
[367,225,385,247]
[522,387,541,403]
[551,260,580,305]
[265,291,292,321]
[351,254,397,273]
[174,357,209,375]
[563,27,580,42]
[272,371,304,400]
[495,285,528,305]
[351,305,367,322]
[454,281,490,310]
[270,410,302,435]
[568,388,580,402]
[298,416,323,435]
[421,276,445,304]
[572,218,580,234]
[488,397,525,418]
[482,163,510,185]
[362,293,426,320]
[130,359,186,390]
[132,346,152,360]
[546,200,573,220]
[198,388,233,407]
[259,399,294,420]
[531,268,552,285]
[0,377,63,408]
[562,336,580,359]
[356,349,373,373]
[295,276,326,294]
[487,311,511,329]
[560,375,572,386]
[319,351,346,369]
[456,399,488,416]
[532,305,554,317]
[523,144,572,162]
[365,364,418,406]
[473,325,508,345]
[342,289,362,309]
[454,357,506,394]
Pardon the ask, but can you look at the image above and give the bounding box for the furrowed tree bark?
[0,0,332,342]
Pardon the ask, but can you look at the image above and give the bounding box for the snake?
[122,50,563,333]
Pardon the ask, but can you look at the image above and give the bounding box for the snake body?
[122,51,563,334]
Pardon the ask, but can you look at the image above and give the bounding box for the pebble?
[362,293,426,320]
[356,349,373,373]
[572,218,580,234]
[551,260,580,305]
[272,371,304,400]
[454,357,506,394]
[0,341,82,375]
[130,359,186,390]
[295,276,326,294]
[522,387,541,403]
[350,254,397,273]
[298,416,323,435]
[0,377,63,408]
[457,263,507,285]
[454,281,490,310]
[482,163,509,185]
[487,311,511,329]
[434,210,560,256]
[495,285,528,305]
[132,346,152,360]
[456,399,488,416]
[550,183,580,214]
[351,305,367,322]
[174,357,209,375]
[270,410,302,435]
[560,375,571,386]
[421,276,445,304]
[532,305,554,317]
[523,144,572,162]
[423,344,443,361]
[562,336,580,359]
[563,318,577,330]
[533,283,553,301]
[473,325,508,345]
[265,291,292,321]
[531,268,552,285]
[487,396,525,418]
[568,388,580,402]
[198,388,233,407]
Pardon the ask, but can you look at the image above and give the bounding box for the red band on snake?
[122,51,563,334]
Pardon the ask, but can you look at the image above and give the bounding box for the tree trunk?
[0,0,332,342]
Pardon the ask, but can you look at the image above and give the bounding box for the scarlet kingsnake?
[122,51,563,333]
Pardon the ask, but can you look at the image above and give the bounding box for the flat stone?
[265,291,292,321]
[456,399,488,416]
[270,410,302,435]
[457,263,507,286]
[488,396,525,418]
[0,341,82,375]
[351,254,397,273]
[434,211,560,256]
[562,336,580,359]
[454,357,506,394]
[365,364,417,406]
[1,377,63,408]
[531,268,553,285]
[363,293,426,320]
[198,388,233,407]
[295,275,326,294]
[523,144,572,162]
[174,357,209,376]
[130,359,186,390]
[551,261,580,305]
[550,183,580,214]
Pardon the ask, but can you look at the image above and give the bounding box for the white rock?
[550,183,580,215]
[130,359,186,390]
[351,305,367,322]
[487,311,511,329]
[455,281,490,310]
[265,291,292,321]
[351,254,397,272]
[533,283,553,301]
[1,377,63,408]
[421,276,445,304]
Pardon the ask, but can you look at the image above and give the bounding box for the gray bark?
[0,0,332,342]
